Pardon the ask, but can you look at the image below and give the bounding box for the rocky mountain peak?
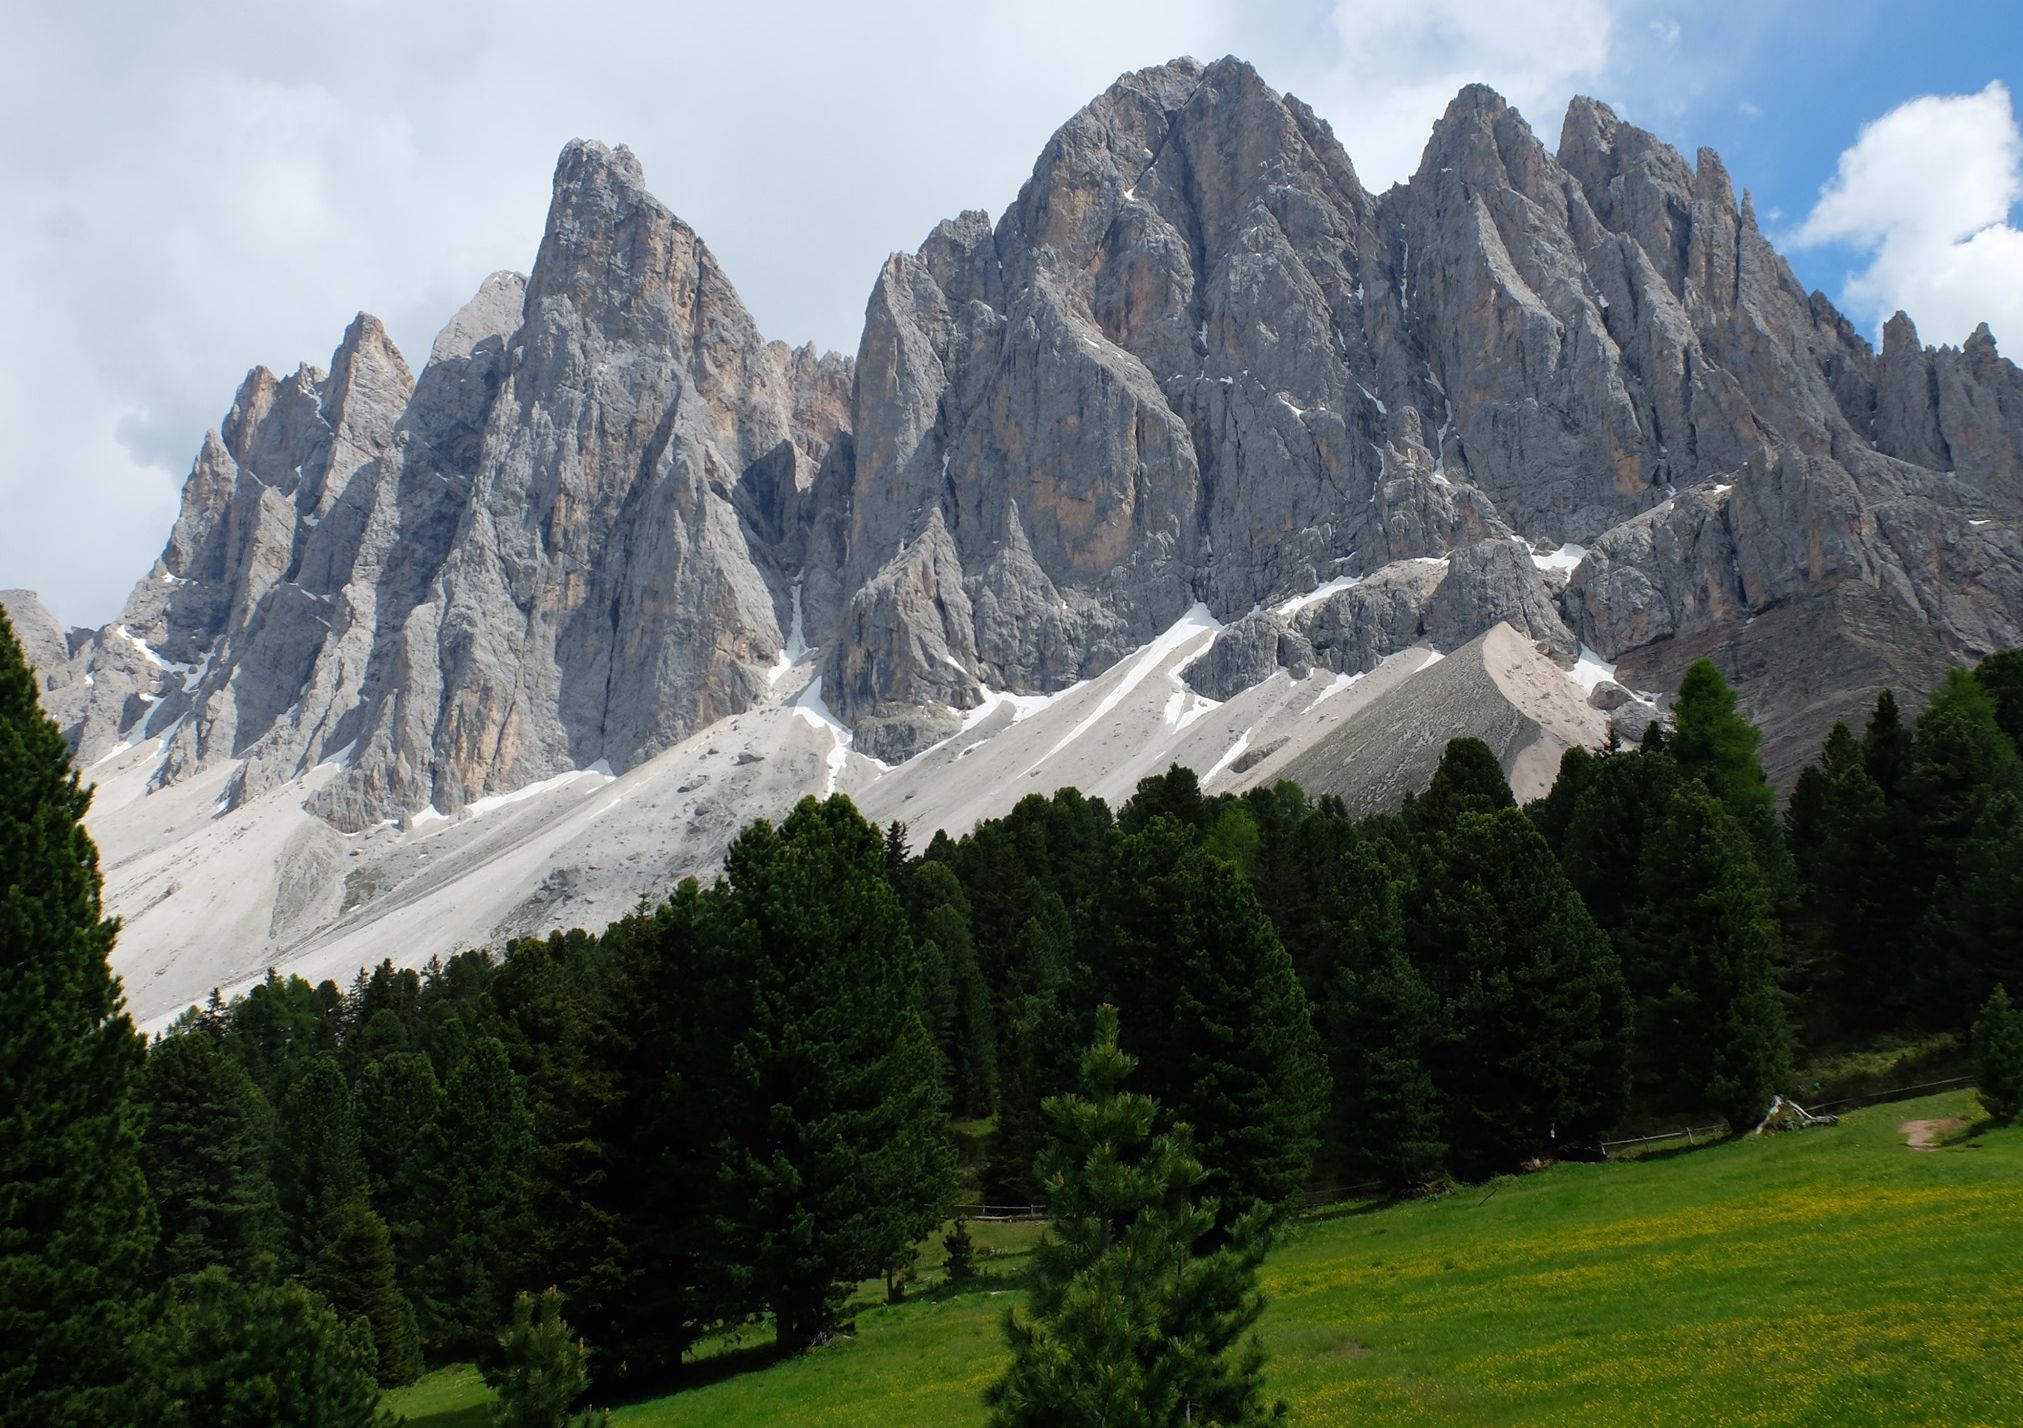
[322,312,414,453]
[38,60,2023,890]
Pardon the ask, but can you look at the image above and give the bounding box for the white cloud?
[1792,82,2023,349]
[1311,0,1621,189]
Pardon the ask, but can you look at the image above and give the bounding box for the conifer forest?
[6,608,2023,1425]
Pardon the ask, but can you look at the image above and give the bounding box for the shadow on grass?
[630,1272,1031,1408]
[393,1401,491,1428]
[1938,1115,2003,1148]
[1624,1133,1742,1166]
[664,1340,790,1395]
[1300,1197,1395,1227]
[850,1265,1030,1313]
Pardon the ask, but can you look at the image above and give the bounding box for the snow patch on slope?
[1027,603,1222,771]
[794,675,858,795]
[1527,542,1588,574]
[1276,575,1360,618]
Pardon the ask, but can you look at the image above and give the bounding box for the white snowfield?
[89,570,1624,1032]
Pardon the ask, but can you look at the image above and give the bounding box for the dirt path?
[1899,1117,1969,1150]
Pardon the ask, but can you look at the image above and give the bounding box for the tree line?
[7,592,2023,1425]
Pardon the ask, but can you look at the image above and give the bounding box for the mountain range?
[8,55,2021,1026]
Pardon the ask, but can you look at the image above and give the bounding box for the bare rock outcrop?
[42,57,2023,819]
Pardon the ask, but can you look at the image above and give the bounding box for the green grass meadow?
[388,1090,2023,1426]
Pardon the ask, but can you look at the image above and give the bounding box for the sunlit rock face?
[40,58,2023,824]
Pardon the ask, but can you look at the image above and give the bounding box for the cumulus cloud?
[1792,82,2023,349]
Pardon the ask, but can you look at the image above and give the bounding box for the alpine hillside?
[9,55,2022,1026]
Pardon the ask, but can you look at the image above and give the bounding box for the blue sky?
[1652,0,2021,323]
[2,0,2020,626]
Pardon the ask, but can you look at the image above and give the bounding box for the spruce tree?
[906,862,997,1115]
[555,884,720,1395]
[1926,793,2023,1016]
[230,971,342,1097]
[864,1014,959,1302]
[1416,737,1516,827]
[1789,724,1897,1032]
[1972,649,2023,753]
[130,1266,395,1428]
[139,1028,282,1281]
[410,1036,536,1355]
[1116,764,1213,835]
[708,795,956,1350]
[273,1053,367,1269]
[1327,953,1448,1192]
[984,1007,1285,1428]
[354,1051,444,1287]
[1088,821,1328,1221]
[1863,688,1915,799]
[1412,809,1631,1172]
[1972,986,2023,1125]
[1669,658,1780,853]
[0,607,157,1427]
[1906,669,2023,1019]
[317,1197,422,1387]
[1631,785,1791,1128]
[985,894,1082,1204]
[943,1218,977,1283]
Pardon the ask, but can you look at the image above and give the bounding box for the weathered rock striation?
[28,56,2023,837]
[825,59,2023,770]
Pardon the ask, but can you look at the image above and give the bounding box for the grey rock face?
[72,142,853,829]
[1186,610,1313,702]
[831,58,2023,771]
[2,589,75,700]
[50,58,2023,822]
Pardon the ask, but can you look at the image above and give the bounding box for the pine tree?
[1863,688,1914,800]
[483,1287,607,1428]
[943,1218,977,1283]
[985,894,1083,1204]
[984,1007,1285,1428]
[130,1266,395,1428]
[1972,986,2023,1125]
[0,607,157,1427]
[317,1197,422,1387]
[354,1051,444,1287]
[708,795,957,1350]
[1669,659,1780,853]
[1088,822,1329,1221]
[273,1053,367,1270]
[139,1028,282,1281]
[1412,809,1631,1172]
[1416,737,1515,827]
[1327,953,1448,1192]
[410,1036,536,1356]
[1631,785,1791,1128]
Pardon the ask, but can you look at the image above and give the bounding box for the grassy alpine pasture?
[389,1090,2023,1427]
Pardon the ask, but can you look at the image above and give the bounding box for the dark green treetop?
[984,1006,1285,1428]
[0,607,157,1428]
